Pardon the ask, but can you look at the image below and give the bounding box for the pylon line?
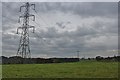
[16,2,35,58]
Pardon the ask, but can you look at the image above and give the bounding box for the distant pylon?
[77,50,80,59]
[16,2,35,58]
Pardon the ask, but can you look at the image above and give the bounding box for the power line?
[30,21,46,42]
[32,8,50,27]
[34,32,43,39]
[2,15,17,22]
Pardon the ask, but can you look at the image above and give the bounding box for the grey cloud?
[35,2,117,17]
[56,21,71,28]
[2,2,118,58]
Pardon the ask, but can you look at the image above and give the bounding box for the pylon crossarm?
[17,27,23,34]
[30,4,35,10]
[29,26,35,33]
[19,5,26,12]
[29,15,35,21]
[18,16,24,23]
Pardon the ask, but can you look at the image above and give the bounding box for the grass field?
[0,65,1,79]
[2,61,118,78]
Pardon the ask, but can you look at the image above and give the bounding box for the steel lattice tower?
[77,50,80,59]
[16,2,35,58]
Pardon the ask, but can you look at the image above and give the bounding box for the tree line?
[0,55,120,64]
[1,56,79,64]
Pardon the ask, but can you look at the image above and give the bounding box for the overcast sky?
[2,2,118,58]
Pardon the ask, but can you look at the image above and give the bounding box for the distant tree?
[88,58,91,60]
[96,56,103,61]
[81,57,85,60]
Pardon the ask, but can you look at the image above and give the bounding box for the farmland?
[2,61,118,78]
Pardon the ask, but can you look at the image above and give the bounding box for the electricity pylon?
[16,2,35,58]
[77,50,80,59]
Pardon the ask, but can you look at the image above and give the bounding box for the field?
[2,61,118,78]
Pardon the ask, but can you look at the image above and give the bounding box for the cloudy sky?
[2,2,118,58]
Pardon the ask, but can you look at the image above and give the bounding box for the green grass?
[2,61,118,78]
[0,65,2,79]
